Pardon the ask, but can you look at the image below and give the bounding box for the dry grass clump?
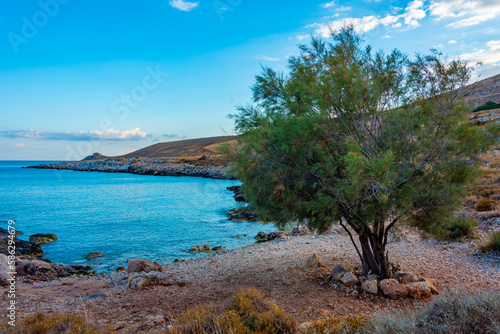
[359,289,500,334]
[476,198,498,211]
[302,317,366,334]
[169,287,297,334]
[0,312,114,334]
[481,232,500,253]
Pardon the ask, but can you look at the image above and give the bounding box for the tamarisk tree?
[228,26,498,278]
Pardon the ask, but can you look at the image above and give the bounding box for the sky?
[0,0,499,160]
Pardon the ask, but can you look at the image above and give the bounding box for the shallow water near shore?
[0,161,275,272]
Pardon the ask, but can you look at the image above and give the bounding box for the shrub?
[303,317,366,334]
[170,287,297,334]
[444,217,477,240]
[362,288,500,334]
[472,101,500,113]
[0,312,113,333]
[481,232,500,253]
[477,198,498,211]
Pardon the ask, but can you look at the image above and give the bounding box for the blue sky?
[1,0,499,160]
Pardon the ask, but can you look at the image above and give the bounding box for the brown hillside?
[116,136,236,159]
[462,73,500,109]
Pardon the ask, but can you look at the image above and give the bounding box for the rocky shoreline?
[26,156,232,180]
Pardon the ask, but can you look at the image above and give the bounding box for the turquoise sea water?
[0,161,274,272]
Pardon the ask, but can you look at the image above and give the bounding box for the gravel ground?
[1,227,499,332]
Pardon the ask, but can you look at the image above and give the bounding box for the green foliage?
[472,101,500,112]
[437,216,477,241]
[481,232,500,252]
[169,287,297,334]
[228,25,497,277]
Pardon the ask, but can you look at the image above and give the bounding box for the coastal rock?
[127,258,162,274]
[362,280,378,295]
[406,281,431,299]
[331,265,346,281]
[85,252,104,260]
[15,258,65,280]
[380,278,408,299]
[29,233,58,244]
[190,245,211,252]
[227,185,246,202]
[340,272,359,287]
[227,206,258,222]
[212,246,226,251]
[0,228,43,258]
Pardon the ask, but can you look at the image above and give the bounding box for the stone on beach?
[127,258,162,274]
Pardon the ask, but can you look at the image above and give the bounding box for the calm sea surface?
[0,161,274,272]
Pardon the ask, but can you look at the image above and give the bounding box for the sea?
[0,161,275,272]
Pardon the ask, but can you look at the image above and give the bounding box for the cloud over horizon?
[169,0,199,12]
[0,128,152,141]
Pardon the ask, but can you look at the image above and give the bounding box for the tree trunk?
[358,232,391,278]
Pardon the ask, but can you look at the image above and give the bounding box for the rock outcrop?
[27,156,230,179]
[0,228,43,258]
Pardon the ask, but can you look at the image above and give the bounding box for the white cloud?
[337,6,351,11]
[429,0,500,28]
[0,128,152,141]
[256,55,280,61]
[449,40,458,44]
[307,0,426,36]
[169,0,199,12]
[434,43,444,48]
[323,1,336,8]
[459,39,500,65]
[383,35,391,39]
[15,143,26,148]
[402,0,426,27]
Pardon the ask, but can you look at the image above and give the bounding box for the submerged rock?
[29,233,58,244]
[85,252,104,260]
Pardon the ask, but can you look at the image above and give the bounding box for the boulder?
[395,271,418,284]
[109,272,127,286]
[127,258,162,274]
[304,253,324,268]
[419,277,439,294]
[212,246,226,251]
[29,233,58,244]
[85,252,103,260]
[190,245,211,252]
[331,265,346,281]
[290,225,309,236]
[0,228,43,258]
[406,281,432,299]
[362,280,378,295]
[340,272,359,287]
[380,278,408,299]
